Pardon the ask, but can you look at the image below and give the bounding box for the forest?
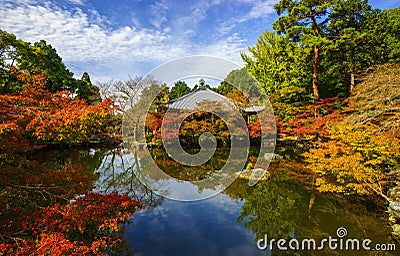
[1,0,400,255]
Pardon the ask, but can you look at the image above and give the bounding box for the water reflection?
[92,147,163,209]
[237,172,397,255]
[119,143,253,201]
[37,147,398,255]
[126,194,264,256]
[238,182,297,240]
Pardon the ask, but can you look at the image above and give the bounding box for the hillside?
[345,64,400,134]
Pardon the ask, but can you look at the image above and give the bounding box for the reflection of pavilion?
[160,86,264,123]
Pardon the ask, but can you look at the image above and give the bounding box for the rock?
[388,186,400,222]
[393,224,400,234]
[264,153,283,162]
[234,169,270,182]
[390,201,400,211]
[389,187,400,202]
[389,201,400,222]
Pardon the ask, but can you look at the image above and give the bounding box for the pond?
[38,147,398,255]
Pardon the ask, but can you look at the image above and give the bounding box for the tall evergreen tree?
[170,81,191,100]
[273,0,373,101]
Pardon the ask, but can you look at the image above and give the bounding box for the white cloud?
[247,0,277,19]
[68,0,85,5]
[215,0,277,35]
[0,2,183,62]
[198,33,247,65]
[130,11,142,28]
[149,0,169,28]
[0,0,272,82]
[217,21,237,35]
[171,0,222,40]
[0,0,187,81]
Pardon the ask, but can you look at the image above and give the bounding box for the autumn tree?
[301,64,400,200]
[304,124,400,198]
[0,68,142,255]
[99,77,143,114]
[119,77,166,142]
[0,68,116,152]
[0,154,144,255]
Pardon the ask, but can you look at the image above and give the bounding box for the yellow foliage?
[304,124,400,196]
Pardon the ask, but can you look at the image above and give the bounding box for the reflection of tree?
[94,147,163,209]
[236,181,346,256]
[0,149,144,255]
[147,148,228,181]
[132,145,251,197]
[236,165,337,243]
[223,179,253,202]
[6,147,164,209]
[74,148,108,173]
[236,159,398,256]
[238,182,297,239]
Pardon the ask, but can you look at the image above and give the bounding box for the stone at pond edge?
[388,187,400,222]
[234,169,270,182]
[392,224,400,234]
[263,153,283,162]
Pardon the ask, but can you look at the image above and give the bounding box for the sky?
[1,0,399,84]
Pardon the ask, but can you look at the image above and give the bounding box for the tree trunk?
[312,45,320,102]
[133,123,138,142]
[313,45,320,118]
[350,73,355,91]
[350,64,355,92]
[309,7,320,103]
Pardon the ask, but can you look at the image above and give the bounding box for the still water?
[51,147,398,255]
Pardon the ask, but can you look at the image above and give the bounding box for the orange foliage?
[1,192,143,255]
[277,98,344,138]
[225,88,250,109]
[247,120,261,139]
[0,68,115,152]
[303,124,400,196]
[0,154,143,255]
[0,68,141,255]
[267,159,317,191]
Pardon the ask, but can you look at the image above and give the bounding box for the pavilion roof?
[163,87,265,113]
[164,87,230,110]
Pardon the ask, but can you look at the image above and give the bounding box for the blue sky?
[0,0,399,83]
